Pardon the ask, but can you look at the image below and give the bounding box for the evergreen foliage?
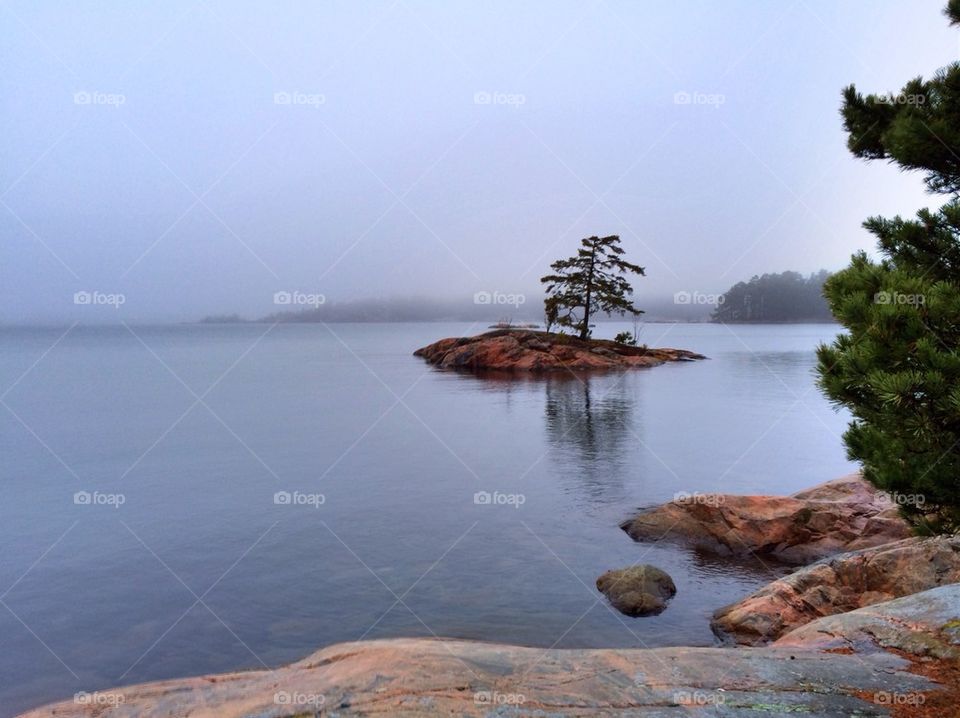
[818,2,960,531]
[712,270,832,323]
[540,235,645,340]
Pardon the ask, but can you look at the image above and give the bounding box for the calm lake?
[0,322,853,716]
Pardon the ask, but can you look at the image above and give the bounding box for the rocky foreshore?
[21,585,959,717]
[414,329,705,371]
[23,474,960,717]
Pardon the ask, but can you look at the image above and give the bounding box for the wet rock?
[620,473,912,565]
[596,564,677,616]
[713,535,960,645]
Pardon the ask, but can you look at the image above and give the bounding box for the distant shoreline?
[191,317,837,329]
[0,319,842,329]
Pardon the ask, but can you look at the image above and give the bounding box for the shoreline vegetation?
[710,270,833,324]
[25,473,960,718]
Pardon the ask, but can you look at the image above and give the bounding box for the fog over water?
[2,0,955,324]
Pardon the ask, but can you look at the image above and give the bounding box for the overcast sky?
[2,0,957,323]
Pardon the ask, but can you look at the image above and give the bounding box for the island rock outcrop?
[414,329,705,371]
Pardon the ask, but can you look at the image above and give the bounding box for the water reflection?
[446,369,640,506]
[543,375,635,462]
[543,375,637,506]
[737,351,817,377]
[686,547,795,583]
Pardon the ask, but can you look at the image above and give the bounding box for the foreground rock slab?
[597,564,677,616]
[621,474,912,565]
[19,641,934,718]
[713,535,960,645]
[24,584,960,718]
[413,329,705,371]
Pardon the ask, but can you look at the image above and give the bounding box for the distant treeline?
[197,271,836,325]
[711,270,833,323]
[201,297,545,324]
[199,296,714,324]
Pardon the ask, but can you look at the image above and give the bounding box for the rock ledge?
[621,473,912,565]
[713,535,960,646]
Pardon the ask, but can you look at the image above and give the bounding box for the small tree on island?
[817,0,960,531]
[540,235,645,341]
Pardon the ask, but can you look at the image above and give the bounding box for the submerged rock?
[22,585,960,717]
[712,535,960,645]
[620,473,912,565]
[413,329,705,371]
[596,564,677,616]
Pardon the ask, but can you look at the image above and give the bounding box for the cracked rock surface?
[713,535,960,645]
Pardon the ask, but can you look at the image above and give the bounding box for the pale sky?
[2,0,956,322]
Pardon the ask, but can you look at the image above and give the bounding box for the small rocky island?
[414,329,705,371]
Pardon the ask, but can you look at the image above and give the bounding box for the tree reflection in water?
[445,368,642,508]
[543,373,637,505]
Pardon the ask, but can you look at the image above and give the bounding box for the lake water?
[0,322,853,716]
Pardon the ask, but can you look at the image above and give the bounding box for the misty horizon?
[4,1,956,324]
